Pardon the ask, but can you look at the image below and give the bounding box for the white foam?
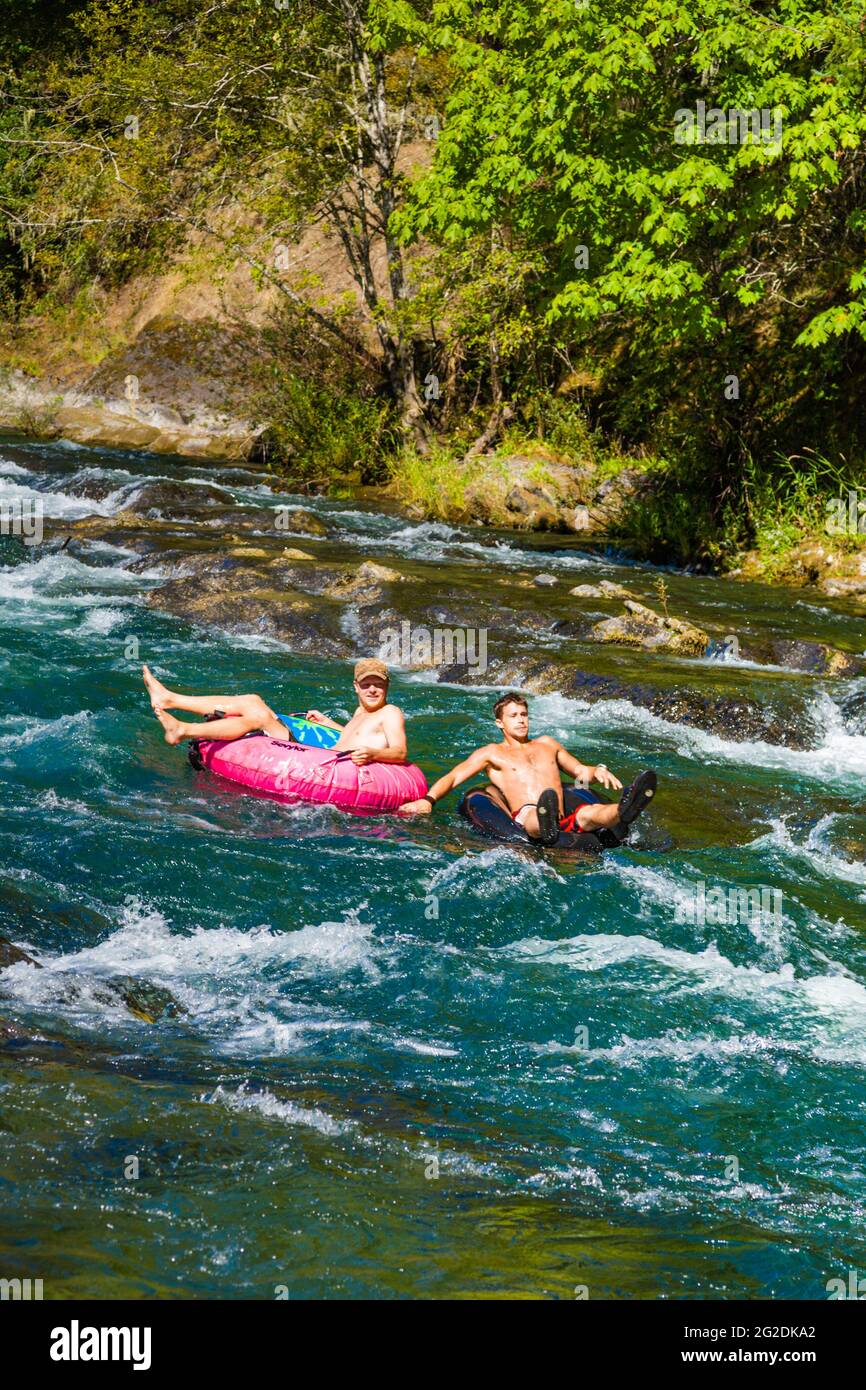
[61,898,378,981]
[205,1083,355,1137]
[0,551,144,603]
[36,788,91,815]
[0,474,117,519]
[528,1163,604,1190]
[536,1022,866,1070]
[506,930,866,1023]
[428,844,564,892]
[530,688,866,786]
[392,1035,460,1057]
[0,709,93,751]
[751,816,866,899]
[76,606,126,635]
[607,859,794,962]
[326,513,601,573]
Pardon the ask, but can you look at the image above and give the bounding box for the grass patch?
[388,443,471,518]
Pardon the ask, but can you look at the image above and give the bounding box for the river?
[1,434,865,1299]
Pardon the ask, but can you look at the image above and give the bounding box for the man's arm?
[399,744,494,814]
[350,706,408,765]
[306,709,345,730]
[553,741,623,791]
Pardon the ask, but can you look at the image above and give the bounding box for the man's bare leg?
[575,801,620,831]
[143,667,286,740]
[154,708,264,746]
[144,666,270,717]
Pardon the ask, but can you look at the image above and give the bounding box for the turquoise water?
[1,436,865,1299]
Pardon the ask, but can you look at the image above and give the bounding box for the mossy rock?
[588,599,708,657]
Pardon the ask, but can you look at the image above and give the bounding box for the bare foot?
[155,708,186,745]
[143,664,174,712]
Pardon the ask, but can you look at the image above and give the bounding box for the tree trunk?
[334,0,430,452]
[465,334,513,457]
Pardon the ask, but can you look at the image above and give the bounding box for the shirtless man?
[142,657,407,767]
[399,691,656,843]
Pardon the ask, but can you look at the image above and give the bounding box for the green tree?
[400,0,866,521]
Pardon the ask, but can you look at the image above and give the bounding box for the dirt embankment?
[0,148,417,459]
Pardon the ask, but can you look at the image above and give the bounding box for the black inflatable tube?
[458,784,628,853]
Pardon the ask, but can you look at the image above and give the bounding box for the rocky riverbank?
[0,320,262,461]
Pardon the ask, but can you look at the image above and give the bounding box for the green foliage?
[257,369,396,487]
[744,449,862,548]
[388,442,471,518]
[399,0,866,554]
[610,467,733,568]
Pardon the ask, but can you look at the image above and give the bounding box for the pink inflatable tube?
[192,735,428,814]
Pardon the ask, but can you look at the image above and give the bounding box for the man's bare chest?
[495,746,554,777]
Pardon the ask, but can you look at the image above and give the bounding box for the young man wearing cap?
[142,658,407,767]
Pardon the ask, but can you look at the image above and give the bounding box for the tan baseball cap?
[354,657,389,682]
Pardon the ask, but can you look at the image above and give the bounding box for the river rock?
[124,479,234,516]
[0,934,182,1022]
[0,1017,33,1040]
[0,936,42,970]
[462,454,592,531]
[588,599,708,657]
[565,672,809,748]
[569,580,635,600]
[324,560,406,602]
[768,639,863,678]
[147,565,351,656]
[822,577,866,600]
[104,977,185,1023]
[276,508,330,537]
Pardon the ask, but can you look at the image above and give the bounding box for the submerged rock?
[123,480,233,514]
[147,559,351,656]
[0,937,42,970]
[566,672,809,748]
[0,1017,34,1041]
[277,508,331,537]
[324,560,406,602]
[432,660,808,747]
[98,978,185,1024]
[0,934,185,1024]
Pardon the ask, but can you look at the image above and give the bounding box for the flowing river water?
[1,434,865,1299]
